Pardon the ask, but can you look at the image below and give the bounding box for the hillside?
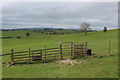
[2,29,118,78]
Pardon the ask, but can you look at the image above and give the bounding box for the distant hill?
[1,27,99,31]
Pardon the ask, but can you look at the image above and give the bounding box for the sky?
[2,2,118,30]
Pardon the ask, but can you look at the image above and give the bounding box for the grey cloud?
[2,2,118,29]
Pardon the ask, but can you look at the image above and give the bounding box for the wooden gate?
[73,42,87,58]
[59,41,87,59]
[59,42,73,59]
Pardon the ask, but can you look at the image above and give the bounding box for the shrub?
[41,32,44,34]
[16,36,21,39]
[26,32,30,37]
[103,27,107,32]
[50,33,53,34]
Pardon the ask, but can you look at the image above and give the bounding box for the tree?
[26,32,30,37]
[80,22,91,35]
[103,27,107,32]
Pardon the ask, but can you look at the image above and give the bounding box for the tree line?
[80,22,107,35]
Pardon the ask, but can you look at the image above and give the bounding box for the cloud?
[2,2,118,29]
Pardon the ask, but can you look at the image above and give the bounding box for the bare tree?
[80,22,91,35]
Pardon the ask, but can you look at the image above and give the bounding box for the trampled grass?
[1,29,118,78]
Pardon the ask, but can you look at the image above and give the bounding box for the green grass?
[1,29,118,78]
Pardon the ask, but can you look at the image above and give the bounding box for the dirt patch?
[56,59,83,65]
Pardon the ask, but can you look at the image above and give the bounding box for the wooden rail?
[10,47,61,64]
[3,41,88,65]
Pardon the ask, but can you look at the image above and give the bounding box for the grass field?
[1,29,118,78]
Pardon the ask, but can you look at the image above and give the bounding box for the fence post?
[40,50,42,60]
[108,40,111,55]
[85,42,88,55]
[70,42,72,59]
[80,43,83,55]
[70,42,74,59]
[11,49,14,64]
[31,49,33,61]
[59,41,63,59]
[29,48,31,61]
[72,42,75,59]
[44,46,46,62]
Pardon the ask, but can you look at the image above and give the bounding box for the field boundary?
[3,41,88,65]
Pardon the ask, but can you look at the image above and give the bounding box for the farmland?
[1,29,118,78]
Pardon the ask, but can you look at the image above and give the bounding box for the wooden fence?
[9,41,87,64]
[10,47,62,64]
[60,42,87,59]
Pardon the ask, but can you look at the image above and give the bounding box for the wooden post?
[70,42,73,59]
[85,42,88,55]
[11,49,14,64]
[108,40,111,55]
[29,48,31,61]
[44,46,46,62]
[59,41,63,59]
[81,43,83,55]
[40,50,42,60]
[72,42,75,58]
[71,42,74,59]
[31,49,33,61]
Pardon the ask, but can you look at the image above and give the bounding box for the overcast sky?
[2,2,118,29]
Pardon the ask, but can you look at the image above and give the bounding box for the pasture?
[1,29,118,78]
